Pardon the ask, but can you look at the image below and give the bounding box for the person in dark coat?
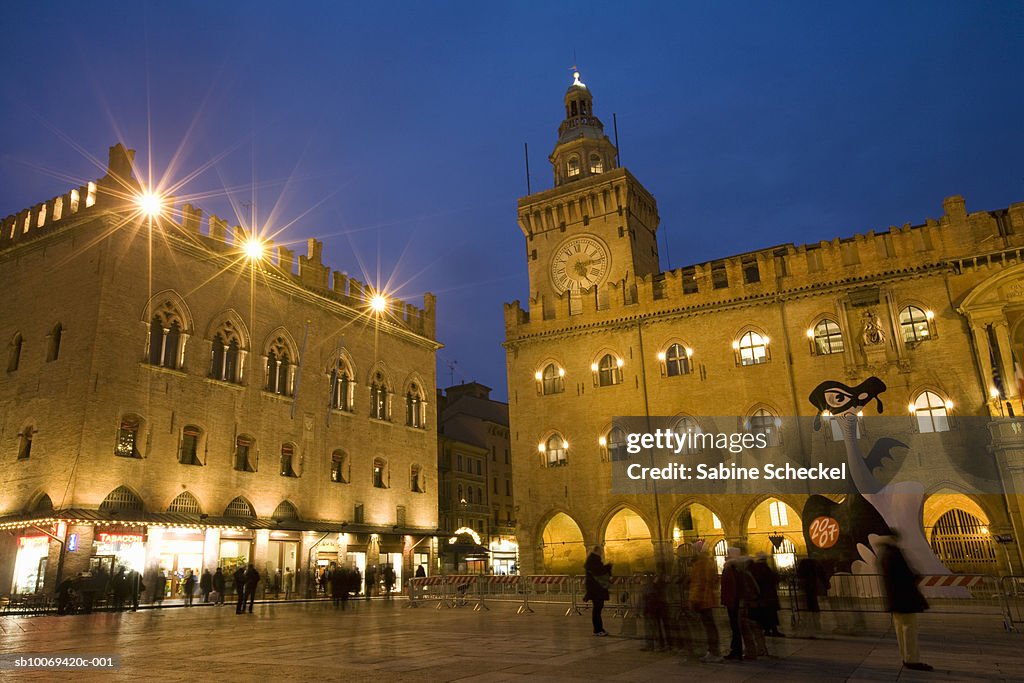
[382,564,396,597]
[152,569,168,605]
[329,564,346,608]
[641,574,670,651]
[720,548,762,660]
[583,546,612,636]
[128,570,144,611]
[56,577,75,615]
[796,558,827,636]
[111,566,128,611]
[879,534,932,671]
[244,564,260,613]
[749,553,783,637]
[212,567,226,605]
[199,569,213,603]
[234,566,247,614]
[182,570,196,606]
[415,565,426,578]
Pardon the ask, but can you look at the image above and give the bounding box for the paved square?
[1,600,1020,681]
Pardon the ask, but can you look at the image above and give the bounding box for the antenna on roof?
[613,113,621,167]
[447,360,458,386]
[524,143,531,195]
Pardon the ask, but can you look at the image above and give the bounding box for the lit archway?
[924,493,996,574]
[539,512,587,574]
[744,497,806,564]
[603,507,654,574]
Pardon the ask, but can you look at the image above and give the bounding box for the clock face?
[550,236,609,293]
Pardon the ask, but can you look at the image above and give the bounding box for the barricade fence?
[405,572,1018,633]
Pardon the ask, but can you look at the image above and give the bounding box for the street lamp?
[137,191,163,218]
[243,238,265,261]
[370,294,388,314]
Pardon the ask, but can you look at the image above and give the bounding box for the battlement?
[0,144,437,340]
[505,195,1024,336]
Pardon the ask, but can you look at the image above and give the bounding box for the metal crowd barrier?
[1000,575,1024,632]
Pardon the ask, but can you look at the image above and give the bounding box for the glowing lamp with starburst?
[243,238,265,261]
[370,294,388,314]
[137,191,163,218]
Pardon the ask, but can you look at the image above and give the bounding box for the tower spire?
[548,70,618,187]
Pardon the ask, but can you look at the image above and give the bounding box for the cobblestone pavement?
[0,598,1020,682]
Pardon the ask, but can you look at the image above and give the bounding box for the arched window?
[234,435,256,472]
[747,408,781,447]
[272,500,299,521]
[671,417,701,455]
[147,299,187,370]
[373,458,388,488]
[17,426,34,460]
[900,306,932,343]
[115,415,143,458]
[224,496,256,518]
[370,372,390,420]
[913,391,950,433]
[930,509,996,574]
[596,353,622,387]
[330,358,354,412]
[8,333,23,372]
[280,443,298,477]
[567,155,581,178]
[589,153,604,174]
[179,425,203,465]
[331,450,349,483]
[812,319,844,355]
[100,486,144,513]
[168,492,202,515]
[606,426,627,462]
[664,343,691,377]
[47,323,63,362]
[458,484,464,502]
[768,500,790,526]
[736,331,769,366]
[265,336,294,395]
[209,318,244,383]
[411,464,424,492]
[543,433,568,467]
[406,383,424,428]
[541,363,565,395]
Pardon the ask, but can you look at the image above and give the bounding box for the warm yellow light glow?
[945,400,954,411]
[908,403,917,413]
[990,387,1000,399]
[558,367,565,377]
[243,238,265,261]
[806,328,815,339]
[562,439,569,450]
[685,347,693,357]
[981,526,989,535]
[598,436,607,447]
[616,358,624,368]
[925,310,935,320]
[537,442,546,453]
[137,191,163,217]
[731,340,740,350]
[763,336,770,345]
[856,410,864,417]
[370,294,388,313]
[590,363,599,372]
[534,371,543,381]
[657,351,666,361]
[822,410,832,418]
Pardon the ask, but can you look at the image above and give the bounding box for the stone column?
[970,321,997,410]
[988,420,1024,574]
[253,529,270,598]
[993,321,1019,399]
[203,528,220,572]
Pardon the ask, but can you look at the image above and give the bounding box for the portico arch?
[600,505,655,574]
[538,511,587,574]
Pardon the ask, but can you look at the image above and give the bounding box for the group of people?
[56,565,145,614]
[315,563,399,602]
[583,535,932,672]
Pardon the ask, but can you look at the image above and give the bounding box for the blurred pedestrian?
[183,570,196,607]
[152,569,168,606]
[688,540,722,663]
[234,566,247,614]
[244,564,260,613]
[641,574,670,651]
[200,569,213,604]
[212,567,226,605]
[750,553,784,637]
[129,569,144,611]
[382,564,396,597]
[721,548,761,661]
[415,565,426,578]
[796,558,827,637]
[583,545,612,637]
[283,567,295,600]
[329,564,346,608]
[879,534,933,672]
[111,566,128,611]
[365,565,377,600]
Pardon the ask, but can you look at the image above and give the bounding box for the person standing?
[365,565,377,601]
[382,564,396,598]
[415,565,426,578]
[111,566,128,611]
[244,564,261,613]
[689,541,722,663]
[879,534,933,672]
[200,569,213,604]
[153,569,168,606]
[212,567,226,605]
[283,567,295,600]
[583,546,612,637]
[234,566,247,614]
[721,548,761,661]
[796,558,827,637]
[183,570,196,607]
[749,553,783,637]
[129,570,144,612]
[329,564,346,608]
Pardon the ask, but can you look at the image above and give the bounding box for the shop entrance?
[12,536,49,594]
[378,552,403,594]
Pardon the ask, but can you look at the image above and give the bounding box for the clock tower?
[517,71,660,318]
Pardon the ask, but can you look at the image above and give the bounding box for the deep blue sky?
[2,2,1022,399]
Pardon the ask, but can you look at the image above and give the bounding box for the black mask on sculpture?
[808,377,886,431]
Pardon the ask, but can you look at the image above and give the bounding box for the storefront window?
[12,536,49,594]
[93,530,146,574]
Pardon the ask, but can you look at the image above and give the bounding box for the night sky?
[2,2,1022,399]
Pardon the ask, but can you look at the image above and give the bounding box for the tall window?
[747,408,781,447]
[812,319,844,355]
[147,300,186,370]
[665,343,690,377]
[331,450,349,483]
[210,320,243,383]
[406,384,424,428]
[589,153,604,174]
[115,416,142,458]
[370,372,389,420]
[17,427,34,460]
[411,464,424,493]
[373,458,388,488]
[597,353,622,387]
[567,155,581,178]
[280,444,298,477]
[544,433,568,467]
[179,426,202,465]
[234,435,256,472]
[8,333,23,372]
[606,426,627,462]
[265,336,294,395]
[913,391,950,433]
[47,323,63,362]
[768,500,789,526]
[900,306,931,343]
[541,363,564,395]
[330,359,354,411]
[737,331,769,366]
